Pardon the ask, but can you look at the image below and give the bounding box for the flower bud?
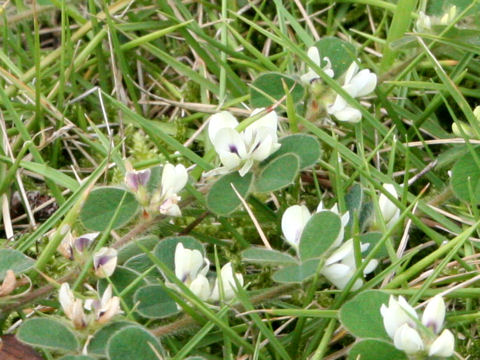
[0,270,17,296]
[377,183,400,229]
[428,329,455,357]
[422,295,445,334]
[125,168,151,193]
[59,283,87,328]
[393,323,424,355]
[93,247,118,278]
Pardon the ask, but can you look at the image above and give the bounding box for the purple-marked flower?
[327,61,377,123]
[93,247,117,278]
[124,168,151,192]
[150,163,188,216]
[301,46,334,84]
[84,284,122,324]
[207,109,280,176]
[209,262,244,302]
[58,232,99,260]
[422,295,445,334]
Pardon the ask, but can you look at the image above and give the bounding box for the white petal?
[378,184,400,224]
[344,61,359,85]
[161,164,188,198]
[428,329,455,357]
[325,239,354,265]
[238,159,254,177]
[59,283,74,318]
[327,95,347,115]
[213,127,247,159]
[93,248,118,278]
[281,205,311,248]
[218,151,242,171]
[350,69,377,97]
[363,259,378,274]
[393,323,424,355]
[333,106,362,123]
[380,296,418,339]
[321,263,354,290]
[422,295,446,334]
[189,274,211,301]
[307,46,321,66]
[248,109,279,134]
[208,111,238,144]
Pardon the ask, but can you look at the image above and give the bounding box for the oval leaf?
[299,211,341,262]
[241,247,297,265]
[272,259,319,283]
[107,326,164,360]
[206,172,253,216]
[134,284,180,319]
[0,249,34,280]
[265,134,321,170]
[118,235,160,264]
[153,236,204,273]
[340,290,390,340]
[88,321,135,356]
[250,72,304,108]
[451,147,480,203]
[124,254,162,280]
[255,153,299,193]
[348,339,407,360]
[314,37,356,78]
[17,318,79,352]
[80,187,139,231]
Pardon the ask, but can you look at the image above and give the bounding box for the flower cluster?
[59,283,122,329]
[207,109,281,176]
[281,202,377,290]
[171,243,244,303]
[380,295,455,357]
[125,163,188,216]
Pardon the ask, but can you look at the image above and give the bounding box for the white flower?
[207,109,280,176]
[210,262,244,302]
[327,61,377,123]
[173,243,211,300]
[59,283,87,329]
[301,46,334,84]
[429,329,455,357]
[393,323,424,355]
[151,163,188,216]
[281,205,312,249]
[376,183,400,229]
[415,11,432,32]
[84,284,122,324]
[93,247,118,278]
[380,295,418,339]
[321,239,378,290]
[422,295,445,334]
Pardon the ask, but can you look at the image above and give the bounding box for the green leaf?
[0,249,34,280]
[426,0,479,16]
[299,211,341,262]
[80,187,139,231]
[118,235,160,264]
[314,37,356,78]
[59,356,96,360]
[345,183,364,216]
[451,147,480,202]
[88,321,135,356]
[241,247,298,265]
[360,232,388,258]
[348,339,407,360]
[264,134,321,170]
[250,72,304,108]
[124,254,162,280]
[17,318,79,351]
[153,236,205,273]
[340,290,390,340]
[107,325,165,360]
[98,266,148,309]
[272,259,319,283]
[134,284,180,319]
[255,153,299,192]
[206,172,254,216]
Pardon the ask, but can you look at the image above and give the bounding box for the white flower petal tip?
[210,262,244,302]
[393,323,424,355]
[422,295,446,334]
[327,61,377,123]
[301,47,334,84]
[377,183,401,229]
[428,329,455,357]
[380,296,418,339]
[207,109,280,177]
[93,247,118,278]
[281,205,312,249]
